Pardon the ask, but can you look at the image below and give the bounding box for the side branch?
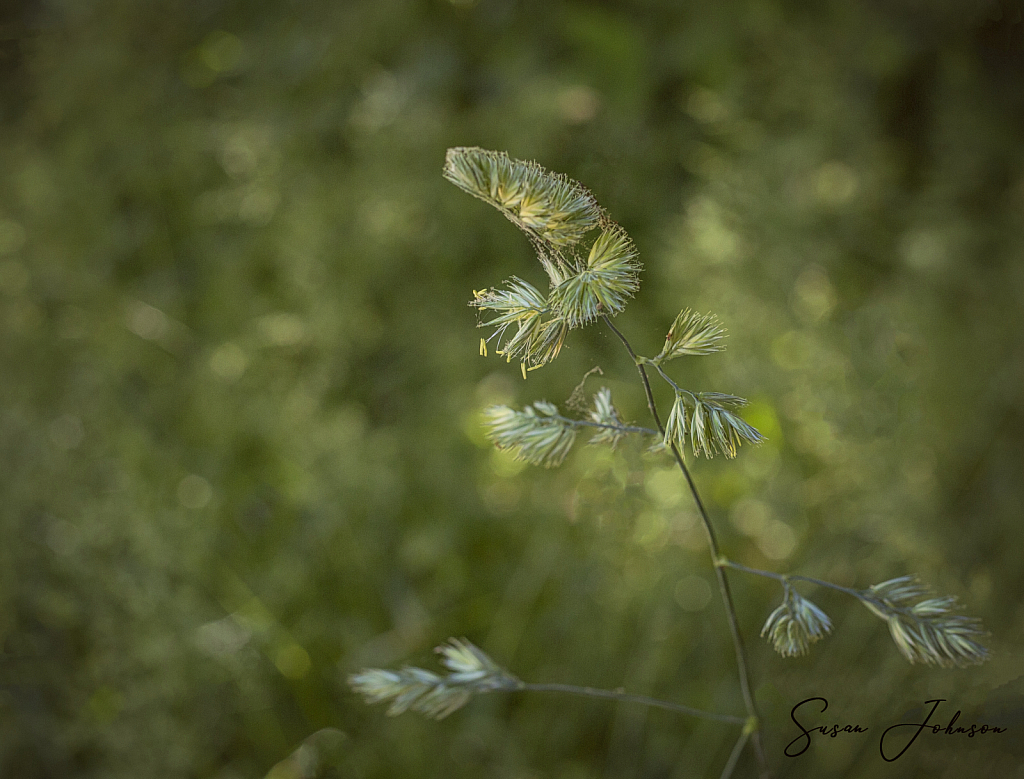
[719,559,989,667]
[556,416,658,437]
[519,683,746,725]
[349,639,748,726]
[718,559,862,599]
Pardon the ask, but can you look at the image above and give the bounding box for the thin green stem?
[649,361,697,403]
[517,682,746,725]
[602,316,771,779]
[719,559,863,600]
[552,415,659,437]
[720,729,752,779]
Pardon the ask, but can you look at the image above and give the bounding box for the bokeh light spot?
[210,342,248,381]
[178,474,213,509]
[126,301,169,341]
[489,447,527,478]
[644,468,683,508]
[900,229,947,271]
[755,519,797,560]
[730,497,770,537]
[258,312,306,346]
[674,574,712,611]
[687,196,739,263]
[633,510,668,551]
[275,644,312,680]
[792,265,836,324]
[196,616,251,657]
[771,330,813,370]
[815,161,858,206]
[558,85,601,124]
[200,31,243,73]
[686,87,728,123]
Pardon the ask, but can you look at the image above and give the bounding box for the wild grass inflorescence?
[348,148,989,779]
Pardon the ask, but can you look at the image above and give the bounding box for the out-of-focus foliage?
[0,0,1022,778]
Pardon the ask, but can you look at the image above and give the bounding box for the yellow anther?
[479,338,488,357]
[521,362,527,380]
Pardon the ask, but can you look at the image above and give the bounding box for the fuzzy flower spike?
[447,147,641,373]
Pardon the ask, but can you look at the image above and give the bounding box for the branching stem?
[517,682,746,725]
[648,361,697,403]
[551,415,658,437]
[718,558,863,599]
[720,729,752,779]
[602,316,771,779]
[718,559,953,621]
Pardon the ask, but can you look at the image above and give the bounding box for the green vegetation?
[349,147,989,779]
[0,1,1021,777]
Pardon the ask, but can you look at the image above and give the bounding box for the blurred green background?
[1,0,1022,777]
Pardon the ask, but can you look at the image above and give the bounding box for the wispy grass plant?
[349,148,989,778]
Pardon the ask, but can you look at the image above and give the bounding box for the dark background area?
[0,0,1022,777]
